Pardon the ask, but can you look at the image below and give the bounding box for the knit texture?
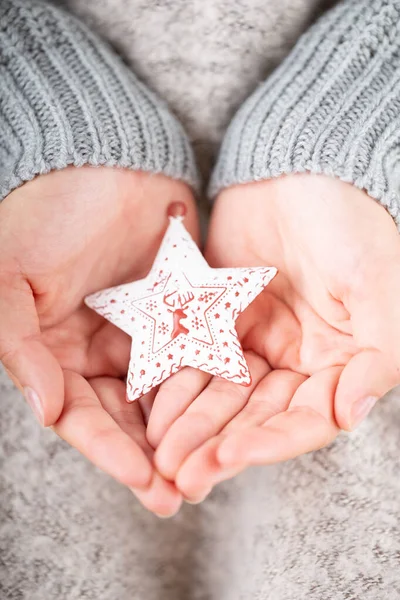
[210,0,400,225]
[63,0,334,184]
[0,0,199,201]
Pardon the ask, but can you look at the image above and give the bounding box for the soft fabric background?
[1,1,400,598]
[2,367,400,600]
[62,0,336,181]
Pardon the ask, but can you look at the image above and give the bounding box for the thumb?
[334,349,399,431]
[0,272,64,426]
[335,261,400,431]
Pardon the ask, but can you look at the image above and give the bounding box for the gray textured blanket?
[2,367,400,599]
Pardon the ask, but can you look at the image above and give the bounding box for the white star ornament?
[85,216,277,401]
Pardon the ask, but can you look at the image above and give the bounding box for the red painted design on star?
[85,216,277,401]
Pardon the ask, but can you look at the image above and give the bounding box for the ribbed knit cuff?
[0,0,199,201]
[210,0,400,225]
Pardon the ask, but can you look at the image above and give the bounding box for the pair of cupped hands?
[1,166,400,517]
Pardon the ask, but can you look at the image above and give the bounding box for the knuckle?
[0,345,17,366]
[242,398,267,417]
[62,394,98,414]
[181,409,219,432]
[108,409,143,429]
[288,405,336,448]
[159,379,189,399]
[208,378,245,401]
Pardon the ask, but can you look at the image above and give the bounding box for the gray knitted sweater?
[2,0,400,226]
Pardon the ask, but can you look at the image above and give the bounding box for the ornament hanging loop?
[167,201,187,220]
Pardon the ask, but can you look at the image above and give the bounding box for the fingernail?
[154,510,181,519]
[23,387,44,425]
[185,490,211,505]
[351,396,378,430]
[185,497,205,505]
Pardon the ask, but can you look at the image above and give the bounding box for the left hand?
[148,174,400,502]
[0,166,199,516]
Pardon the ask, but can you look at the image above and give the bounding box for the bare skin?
[149,175,400,502]
[2,170,400,513]
[0,166,199,516]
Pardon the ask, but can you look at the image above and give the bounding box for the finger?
[339,259,400,431]
[176,437,242,502]
[176,370,305,499]
[217,367,341,467]
[131,473,183,518]
[222,369,306,433]
[54,371,152,489]
[154,352,269,480]
[334,349,400,431]
[138,388,157,428]
[0,272,64,426]
[90,377,182,516]
[146,367,211,448]
[90,377,150,451]
[348,260,400,368]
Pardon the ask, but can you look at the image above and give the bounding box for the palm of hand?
[150,175,400,502]
[0,166,199,516]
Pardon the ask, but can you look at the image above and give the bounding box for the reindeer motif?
[163,289,195,340]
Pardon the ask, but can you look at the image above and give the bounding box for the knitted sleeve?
[210,0,400,225]
[0,0,199,201]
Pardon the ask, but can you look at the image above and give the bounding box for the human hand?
[148,174,400,502]
[0,166,199,516]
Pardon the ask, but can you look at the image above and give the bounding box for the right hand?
[0,166,199,517]
[147,175,400,503]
